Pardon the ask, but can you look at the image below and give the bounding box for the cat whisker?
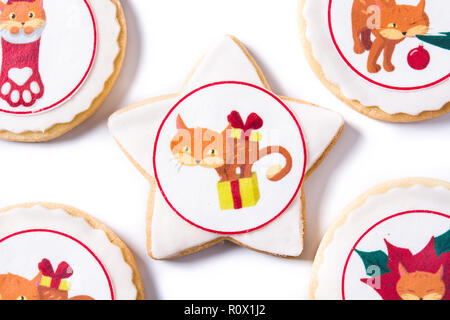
[176,163,184,173]
[169,157,182,168]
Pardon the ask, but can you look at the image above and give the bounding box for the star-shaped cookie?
[109,35,344,260]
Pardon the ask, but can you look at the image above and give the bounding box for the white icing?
[0,0,121,133]
[314,183,450,300]
[182,37,266,94]
[11,90,19,103]
[1,82,10,95]
[151,191,219,259]
[287,99,342,172]
[9,67,33,86]
[109,36,343,258]
[303,0,450,115]
[0,205,137,300]
[23,90,32,103]
[232,196,304,256]
[30,81,40,94]
[151,188,304,259]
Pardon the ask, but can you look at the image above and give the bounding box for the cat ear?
[34,0,44,8]
[31,272,41,286]
[222,123,232,134]
[398,263,409,276]
[379,0,396,9]
[176,114,188,130]
[435,265,444,279]
[416,0,425,11]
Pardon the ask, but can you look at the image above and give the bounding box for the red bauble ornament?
[407,45,430,70]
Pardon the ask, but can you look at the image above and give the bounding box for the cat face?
[0,0,46,35]
[170,115,226,169]
[378,0,429,40]
[0,273,40,300]
[396,264,445,300]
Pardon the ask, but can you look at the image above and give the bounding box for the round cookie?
[0,0,126,142]
[299,0,450,122]
[310,178,450,300]
[0,203,145,300]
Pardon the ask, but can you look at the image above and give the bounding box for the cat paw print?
[0,67,44,108]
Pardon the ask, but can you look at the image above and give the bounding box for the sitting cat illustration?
[352,0,429,73]
[170,112,293,182]
[396,263,445,300]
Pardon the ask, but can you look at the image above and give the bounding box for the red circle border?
[341,210,450,300]
[0,0,97,115]
[153,81,308,235]
[328,0,450,91]
[0,229,115,300]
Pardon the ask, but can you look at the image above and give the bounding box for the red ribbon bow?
[38,259,73,289]
[227,111,263,139]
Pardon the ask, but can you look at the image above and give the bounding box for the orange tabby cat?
[171,114,293,182]
[0,273,40,300]
[352,0,429,73]
[0,0,46,35]
[396,263,445,300]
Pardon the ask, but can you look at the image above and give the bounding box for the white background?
[0,0,448,300]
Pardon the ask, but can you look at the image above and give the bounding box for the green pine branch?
[417,32,450,51]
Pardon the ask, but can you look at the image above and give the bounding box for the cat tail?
[259,146,293,181]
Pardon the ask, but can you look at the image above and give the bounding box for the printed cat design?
[170,112,293,183]
[0,0,46,107]
[0,259,94,300]
[352,0,429,73]
[396,263,445,300]
[357,231,449,300]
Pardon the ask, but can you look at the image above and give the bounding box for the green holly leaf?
[417,33,450,51]
[355,249,390,277]
[434,229,450,257]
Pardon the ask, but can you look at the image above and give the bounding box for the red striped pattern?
[230,180,242,210]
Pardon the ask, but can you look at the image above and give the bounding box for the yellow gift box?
[249,131,262,142]
[230,128,243,140]
[229,128,261,142]
[217,173,260,210]
[39,276,71,291]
